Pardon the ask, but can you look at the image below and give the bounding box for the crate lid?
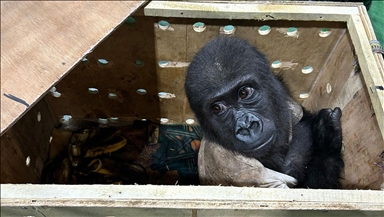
[0,1,145,135]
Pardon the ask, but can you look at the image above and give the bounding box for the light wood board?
[0,1,146,135]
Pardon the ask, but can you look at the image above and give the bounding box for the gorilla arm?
[198,139,298,188]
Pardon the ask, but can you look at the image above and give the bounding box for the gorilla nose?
[236,113,262,134]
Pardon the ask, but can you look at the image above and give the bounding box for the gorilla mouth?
[237,128,250,135]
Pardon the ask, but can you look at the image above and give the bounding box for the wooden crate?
[1,1,384,216]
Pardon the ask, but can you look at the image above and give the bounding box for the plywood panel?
[1,1,145,135]
[0,99,55,183]
[302,32,384,189]
[45,16,161,123]
[155,19,346,123]
[340,84,384,189]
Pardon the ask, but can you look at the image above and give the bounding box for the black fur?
[185,36,344,189]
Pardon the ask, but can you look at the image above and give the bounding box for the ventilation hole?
[108,93,118,99]
[141,118,147,121]
[82,57,88,62]
[302,66,313,74]
[136,89,147,95]
[186,119,195,125]
[125,17,135,24]
[160,118,169,124]
[49,136,53,143]
[299,93,309,99]
[258,25,271,35]
[88,88,99,94]
[98,118,108,124]
[109,117,119,121]
[60,115,72,123]
[98,59,109,65]
[158,20,170,30]
[37,112,41,122]
[134,60,144,67]
[287,27,298,36]
[51,91,62,98]
[271,60,282,68]
[193,22,206,32]
[26,156,31,167]
[319,28,332,37]
[158,92,167,98]
[50,87,61,97]
[341,142,345,154]
[158,60,169,68]
[158,92,176,98]
[326,83,332,93]
[223,25,235,34]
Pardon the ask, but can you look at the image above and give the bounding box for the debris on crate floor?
[41,120,202,185]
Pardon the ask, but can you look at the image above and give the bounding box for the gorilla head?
[185,36,291,160]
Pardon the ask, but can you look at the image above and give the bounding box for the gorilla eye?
[212,103,225,115]
[238,86,254,99]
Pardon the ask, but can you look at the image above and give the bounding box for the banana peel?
[87,159,113,175]
[84,136,127,158]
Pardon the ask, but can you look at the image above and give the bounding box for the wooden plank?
[0,1,145,135]
[2,207,384,217]
[144,1,360,21]
[1,185,384,210]
[45,16,162,124]
[347,14,384,142]
[340,83,384,189]
[0,99,56,183]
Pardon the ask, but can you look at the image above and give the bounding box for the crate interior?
[1,13,383,190]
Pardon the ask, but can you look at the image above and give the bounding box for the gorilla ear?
[287,97,303,126]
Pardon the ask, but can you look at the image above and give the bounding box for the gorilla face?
[209,83,277,155]
[185,36,291,159]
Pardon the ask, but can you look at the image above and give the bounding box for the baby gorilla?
[185,36,344,189]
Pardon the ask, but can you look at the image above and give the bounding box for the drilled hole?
[158,60,169,68]
[223,25,235,34]
[326,83,332,93]
[271,60,282,68]
[160,118,169,124]
[26,156,31,167]
[37,112,41,122]
[302,66,313,74]
[98,118,108,125]
[258,25,271,35]
[193,22,206,32]
[186,119,195,125]
[158,20,170,30]
[125,17,135,24]
[136,89,147,95]
[134,60,144,67]
[108,93,118,99]
[88,88,99,94]
[287,27,298,36]
[98,59,109,65]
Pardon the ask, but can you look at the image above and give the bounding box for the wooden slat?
[1,185,384,211]
[0,1,145,135]
[144,1,360,21]
[347,14,384,142]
